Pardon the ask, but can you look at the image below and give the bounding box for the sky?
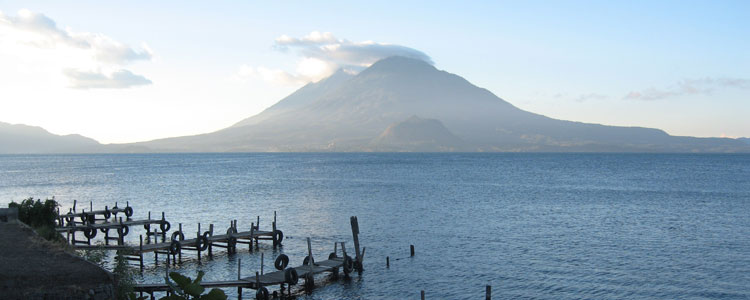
[1,1,748,144]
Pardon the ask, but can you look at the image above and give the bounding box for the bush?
[8,197,61,241]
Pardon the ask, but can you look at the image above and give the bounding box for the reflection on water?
[1,153,750,299]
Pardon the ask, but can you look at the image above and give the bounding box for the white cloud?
[0,9,153,89]
[243,31,432,85]
[64,69,152,89]
[625,77,750,100]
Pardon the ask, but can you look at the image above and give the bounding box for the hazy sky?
[1,1,748,143]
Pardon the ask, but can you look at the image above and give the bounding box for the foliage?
[78,243,108,268]
[8,197,61,241]
[114,251,139,300]
[160,271,227,300]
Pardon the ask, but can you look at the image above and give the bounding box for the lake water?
[1,153,749,299]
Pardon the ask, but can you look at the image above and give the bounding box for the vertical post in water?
[208,224,214,257]
[237,258,242,300]
[486,285,491,300]
[73,200,77,212]
[350,216,362,271]
[421,290,425,300]
[261,252,264,275]
[249,223,254,252]
[411,245,415,257]
[178,223,183,262]
[386,256,390,268]
[90,201,92,212]
[139,235,144,270]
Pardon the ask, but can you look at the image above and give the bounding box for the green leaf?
[194,271,205,285]
[169,272,192,290]
[198,289,227,300]
[184,283,205,298]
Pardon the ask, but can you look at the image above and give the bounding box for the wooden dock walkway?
[133,216,364,300]
[54,201,285,269]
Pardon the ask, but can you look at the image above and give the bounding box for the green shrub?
[160,271,227,300]
[8,197,61,241]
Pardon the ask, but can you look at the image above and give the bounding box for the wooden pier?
[133,216,364,300]
[55,202,285,270]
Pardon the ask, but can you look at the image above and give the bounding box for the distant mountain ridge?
[134,56,749,152]
[0,122,101,154]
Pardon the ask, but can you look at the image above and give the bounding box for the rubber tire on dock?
[171,230,184,241]
[273,230,283,246]
[169,240,181,255]
[144,223,151,231]
[124,206,133,217]
[103,209,111,219]
[160,221,171,232]
[197,235,209,251]
[328,252,337,259]
[227,236,237,248]
[84,226,97,239]
[275,254,289,270]
[284,268,299,285]
[65,213,74,223]
[87,214,96,224]
[343,255,354,275]
[303,256,314,266]
[80,212,89,224]
[118,225,129,237]
[255,286,269,300]
[226,226,238,235]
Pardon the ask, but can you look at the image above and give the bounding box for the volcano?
[135,56,748,152]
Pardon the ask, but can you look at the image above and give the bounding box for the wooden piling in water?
[486,285,491,300]
[386,256,390,268]
[411,245,415,257]
[421,290,425,300]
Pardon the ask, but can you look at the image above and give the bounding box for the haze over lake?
[2,153,749,299]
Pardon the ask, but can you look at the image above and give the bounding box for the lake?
[1,153,749,299]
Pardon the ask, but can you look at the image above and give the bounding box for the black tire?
[160,221,171,232]
[328,252,338,260]
[227,236,237,248]
[171,230,184,241]
[99,227,108,233]
[274,254,289,270]
[80,212,89,223]
[65,213,73,223]
[343,255,354,275]
[303,256,314,266]
[144,223,151,231]
[226,226,237,235]
[87,214,96,224]
[103,209,111,219]
[169,240,181,255]
[124,206,133,217]
[284,267,298,285]
[197,235,209,251]
[255,287,269,300]
[118,225,129,237]
[273,230,284,246]
[84,227,97,239]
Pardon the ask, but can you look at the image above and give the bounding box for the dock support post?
[138,235,144,270]
[421,290,425,300]
[486,285,491,300]
[386,256,390,268]
[249,223,254,252]
[350,216,363,272]
[73,200,77,212]
[261,252,264,275]
[178,223,182,262]
[196,231,201,263]
[272,221,277,248]
[411,245,415,257]
[237,258,242,299]
[208,224,213,257]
